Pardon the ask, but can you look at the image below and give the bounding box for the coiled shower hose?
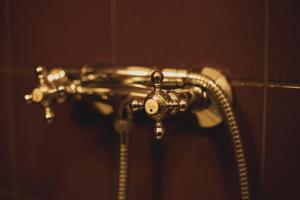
[117,132,129,200]
[187,73,250,200]
[115,105,132,200]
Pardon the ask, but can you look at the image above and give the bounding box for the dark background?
[1,0,300,199]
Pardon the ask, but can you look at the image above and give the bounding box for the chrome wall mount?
[24,65,250,200]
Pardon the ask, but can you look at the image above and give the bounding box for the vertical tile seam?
[261,0,269,199]
[4,0,19,198]
[111,0,117,63]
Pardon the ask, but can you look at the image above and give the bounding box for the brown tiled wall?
[0,0,299,200]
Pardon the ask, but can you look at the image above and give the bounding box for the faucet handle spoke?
[35,66,47,84]
[44,106,55,123]
[130,99,144,112]
[154,121,165,139]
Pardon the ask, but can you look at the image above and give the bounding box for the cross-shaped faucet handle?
[24,66,68,123]
[130,70,188,139]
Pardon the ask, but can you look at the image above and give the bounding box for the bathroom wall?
[0,0,299,200]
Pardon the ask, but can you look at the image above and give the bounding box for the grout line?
[4,0,19,199]
[231,80,265,87]
[261,0,269,199]
[268,82,300,89]
[232,80,300,89]
[111,0,117,64]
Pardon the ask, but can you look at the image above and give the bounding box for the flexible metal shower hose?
[187,73,250,200]
[118,143,128,200]
[117,128,129,200]
[117,131,129,200]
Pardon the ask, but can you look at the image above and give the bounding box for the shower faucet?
[24,66,227,129]
[24,65,250,200]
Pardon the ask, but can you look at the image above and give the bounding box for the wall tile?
[10,0,111,67]
[269,0,300,83]
[264,88,300,200]
[12,73,116,199]
[116,0,264,81]
[0,72,13,192]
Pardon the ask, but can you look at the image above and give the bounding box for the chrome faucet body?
[25,65,230,129]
